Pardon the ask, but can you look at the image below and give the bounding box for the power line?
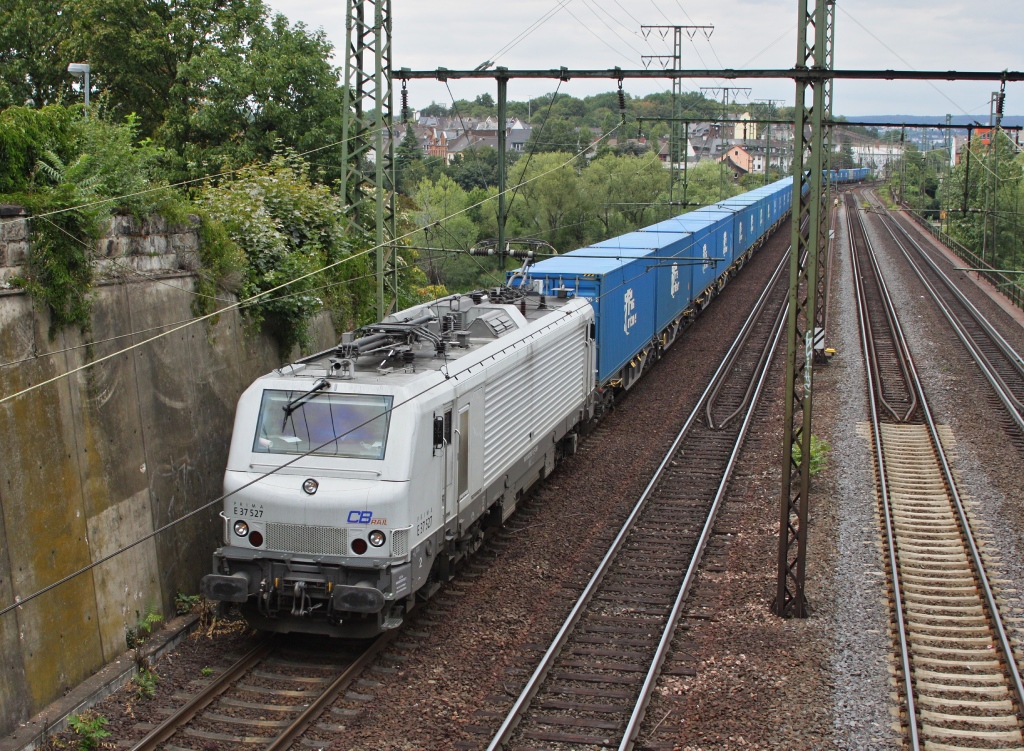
[738,24,796,69]
[491,0,574,63]
[837,5,971,117]
[0,253,453,371]
[577,0,644,56]
[560,3,637,63]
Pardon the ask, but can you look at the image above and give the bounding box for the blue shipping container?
[520,253,659,383]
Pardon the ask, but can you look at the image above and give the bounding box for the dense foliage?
[407,151,746,292]
[890,134,1024,296]
[1,0,347,182]
[0,106,178,332]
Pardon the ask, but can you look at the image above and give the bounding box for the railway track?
[484,247,791,751]
[848,192,1024,750]
[871,197,1024,437]
[128,631,393,751]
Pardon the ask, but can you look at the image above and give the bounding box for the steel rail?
[127,635,279,751]
[849,197,918,422]
[263,630,396,751]
[822,196,841,347]
[705,255,789,429]
[619,269,788,751]
[858,194,1024,719]
[875,209,1024,430]
[486,242,793,751]
[886,206,1024,375]
[849,198,921,751]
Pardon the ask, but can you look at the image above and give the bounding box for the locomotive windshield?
[253,390,393,459]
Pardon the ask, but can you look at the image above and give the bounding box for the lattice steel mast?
[812,1,835,363]
[774,0,834,619]
[341,0,398,320]
[642,25,713,209]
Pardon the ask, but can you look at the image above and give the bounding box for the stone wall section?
[0,208,201,286]
[0,213,337,737]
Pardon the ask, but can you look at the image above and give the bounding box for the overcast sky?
[265,0,1023,118]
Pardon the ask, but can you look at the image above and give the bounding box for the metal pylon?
[341,0,398,320]
[774,0,834,619]
[812,0,834,360]
[641,25,713,209]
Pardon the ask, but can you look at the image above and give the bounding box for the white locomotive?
[202,289,595,636]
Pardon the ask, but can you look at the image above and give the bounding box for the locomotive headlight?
[233,520,249,537]
[368,530,386,548]
[302,478,319,495]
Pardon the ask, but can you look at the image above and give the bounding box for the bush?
[201,150,374,354]
[0,106,187,335]
[792,434,830,476]
[67,713,109,751]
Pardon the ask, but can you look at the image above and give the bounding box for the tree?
[3,0,347,181]
[412,174,488,290]
[160,10,346,180]
[201,152,371,354]
[474,93,494,109]
[395,123,423,193]
[581,153,669,238]
[507,152,588,251]
[445,146,505,192]
[833,138,855,169]
[419,102,449,117]
[526,118,580,155]
[0,0,75,109]
[682,160,742,207]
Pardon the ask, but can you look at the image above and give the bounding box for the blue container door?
[689,225,719,298]
[596,263,658,383]
[655,239,694,330]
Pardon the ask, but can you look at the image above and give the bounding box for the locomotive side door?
[454,389,483,516]
[441,403,455,524]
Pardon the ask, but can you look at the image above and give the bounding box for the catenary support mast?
[642,25,714,208]
[774,0,833,619]
[812,0,835,363]
[342,0,398,320]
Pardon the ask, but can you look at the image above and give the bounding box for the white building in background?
[850,143,903,169]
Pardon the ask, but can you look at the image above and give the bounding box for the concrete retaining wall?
[0,214,336,737]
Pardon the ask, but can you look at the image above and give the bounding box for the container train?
[201,171,868,637]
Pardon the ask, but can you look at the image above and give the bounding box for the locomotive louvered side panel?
[391,528,409,557]
[482,325,588,486]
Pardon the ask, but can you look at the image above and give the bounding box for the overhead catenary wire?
[0,122,624,406]
[0,250,432,370]
[0,242,498,372]
[491,0,574,63]
[504,82,565,219]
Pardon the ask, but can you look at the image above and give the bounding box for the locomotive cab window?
[253,390,393,459]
